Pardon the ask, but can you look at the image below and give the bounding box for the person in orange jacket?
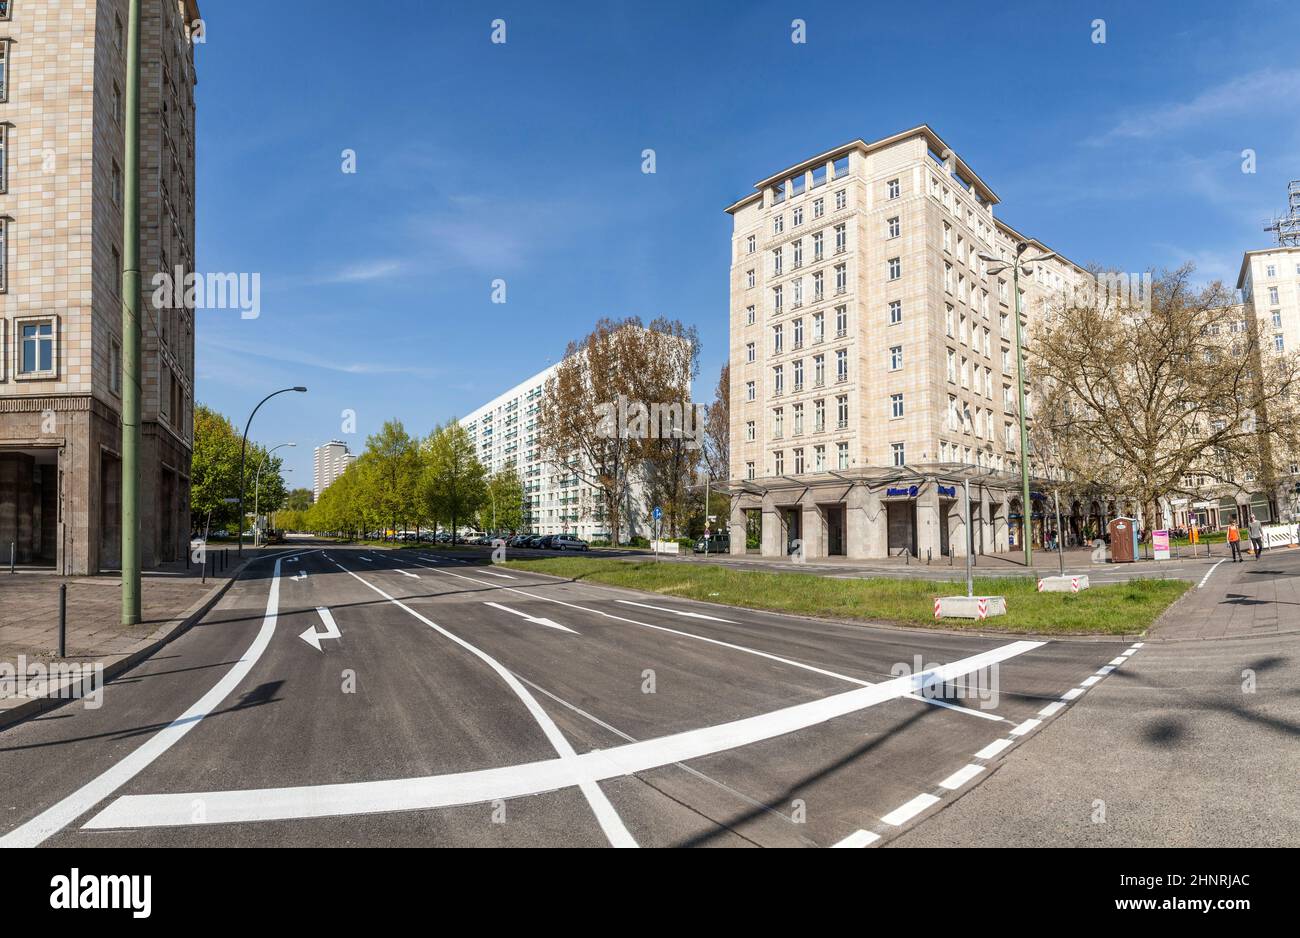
[1226,521,1243,563]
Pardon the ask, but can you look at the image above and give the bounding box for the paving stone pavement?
[1151,546,1300,640]
[0,549,243,668]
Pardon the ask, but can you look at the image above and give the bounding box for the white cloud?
[316,259,405,284]
[199,335,438,378]
[1091,69,1300,145]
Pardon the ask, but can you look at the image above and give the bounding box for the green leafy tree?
[359,420,423,537]
[478,467,526,533]
[191,404,288,530]
[421,421,487,538]
[285,488,314,512]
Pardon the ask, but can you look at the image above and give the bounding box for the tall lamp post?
[979,242,1056,568]
[238,387,307,556]
[253,443,295,546]
[120,0,143,625]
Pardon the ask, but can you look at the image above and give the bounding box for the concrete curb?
[0,558,254,733]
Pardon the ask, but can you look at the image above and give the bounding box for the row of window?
[745,440,858,480]
[752,395,853,441]
[769,263,850,310]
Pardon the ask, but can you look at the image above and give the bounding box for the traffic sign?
[652,506,662,521]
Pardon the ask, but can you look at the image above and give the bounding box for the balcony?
[793,382,803,392]
[837,419,849,430]
[836,374,848,384]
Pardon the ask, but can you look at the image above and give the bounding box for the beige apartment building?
[724,125,1087,560]
[0,0,199,573]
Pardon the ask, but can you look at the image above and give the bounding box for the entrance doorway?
[783,507,802,556]
[886,501,917,557]
[0,448,59,567]
[824,504,846,556]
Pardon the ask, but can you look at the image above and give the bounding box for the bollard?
[58,583,67,658]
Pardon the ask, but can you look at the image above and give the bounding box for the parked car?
[693,534,729,554]
[552,534,589,551]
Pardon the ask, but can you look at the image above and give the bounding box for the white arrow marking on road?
[300,606,342,652]
[614,599,734,623]
[293,571,307,581]
[484,602,578,634]
[359,556,373,563]
[397,568,420,578]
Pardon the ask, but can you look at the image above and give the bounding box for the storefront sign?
[937,485,957,498]
[886,485,919,497]
[1153,529,1170,561]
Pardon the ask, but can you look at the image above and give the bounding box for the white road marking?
[480,570,515,579]
[396,569,420,579]
[359,557,373,563]
[832,829,880,848]
[880,793,940,827]
[293,570,307,581]
[483,602,578,634]
[1130,642,1144,649]
[1038,700,1066,717]
[1096,665,1116,675]
[974,737,1013,760]
[1108,657,1128,666]
[615,599,735,623]
[329,561,631,847]
[300,606,343,652]
[903,695,1005,722]
[938,763,985,790]
[1197,559,1226,589]
[415,560,1041,714]
[0,554,296,848]
[84,641,1043,831]
[1061,687,1086,701]
[1081,675,1102,687]
[1009,718,1041,737]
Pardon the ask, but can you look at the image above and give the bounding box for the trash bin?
[1108,517,1138,563]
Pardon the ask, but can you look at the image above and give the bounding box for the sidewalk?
[0,547,250,728]
[1150,544,1300,640]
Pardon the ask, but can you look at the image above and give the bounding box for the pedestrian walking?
[1227,522,1243,562]
[1248,517,1264,559]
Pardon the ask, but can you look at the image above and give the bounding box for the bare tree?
[539,317,700,543]
[1029,265,1300,527]
[702,363,730,482]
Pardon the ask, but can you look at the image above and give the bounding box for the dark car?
[536,534,557,549]
[552,534,589,551]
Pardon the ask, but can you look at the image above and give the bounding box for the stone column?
[916,482,942,562]
[801,498,825,560]
[728,497,748,555]
[761,492,784,557]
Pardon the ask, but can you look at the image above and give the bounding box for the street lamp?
[979,243,1056,567]
[253,443,295,546]
[238,387,307,556]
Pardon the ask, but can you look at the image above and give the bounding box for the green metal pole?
[121,0,142,625]
[1013,256,1032,569]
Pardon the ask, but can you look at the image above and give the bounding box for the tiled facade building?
[0,0,199,573]
[725,126,1086,560]
[463,361,648,540]
[313,440,355,500]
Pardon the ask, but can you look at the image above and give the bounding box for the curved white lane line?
[411,560,1006,722]
[0,553,305,848]
[1198,559,1226,589]
[83,640,1042,831]
[326,561,635,848]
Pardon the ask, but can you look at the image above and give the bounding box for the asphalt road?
[0,547,1138,848]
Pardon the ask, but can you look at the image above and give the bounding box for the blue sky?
[193,0,1300,486]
